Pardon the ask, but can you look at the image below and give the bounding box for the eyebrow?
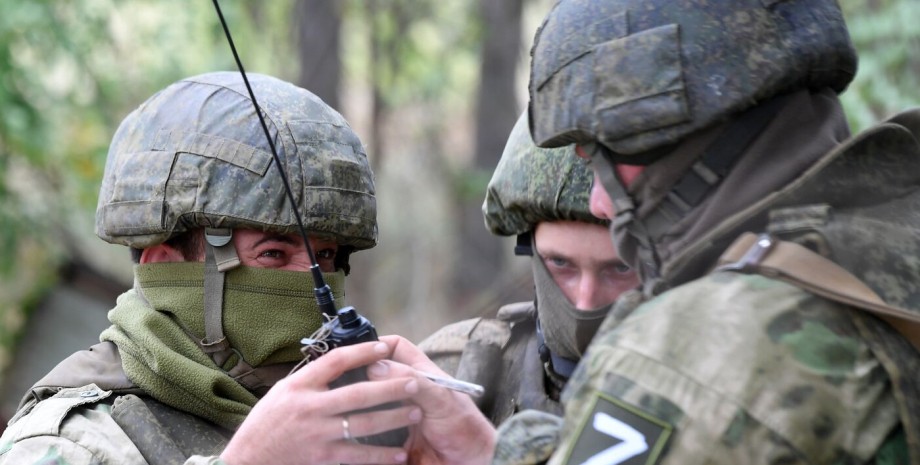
[251,234,299,248]
[599,258,628,269]
[542,251,627,268]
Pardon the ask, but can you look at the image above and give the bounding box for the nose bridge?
[575,269,601,310]
[589,177,610,220]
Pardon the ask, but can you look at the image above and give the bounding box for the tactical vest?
[9,342,233,465]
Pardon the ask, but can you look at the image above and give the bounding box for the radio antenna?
[212,0,337,318]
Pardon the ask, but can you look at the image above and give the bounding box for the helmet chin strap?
[587,146,663,293]
[202,228,242,366]
[588,94,789,294]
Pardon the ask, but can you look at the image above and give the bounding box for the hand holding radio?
[222,339,421,465]
[320,306,412,448]
[210,2,488,461]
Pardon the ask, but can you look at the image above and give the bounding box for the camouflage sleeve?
[548,272,901,465]
[493,410,563,465]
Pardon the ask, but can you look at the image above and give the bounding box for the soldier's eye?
[544,256,570,268]
[316,248,337,260]
[260,250,283,259]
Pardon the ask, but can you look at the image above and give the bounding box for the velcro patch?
[563,392,672,465]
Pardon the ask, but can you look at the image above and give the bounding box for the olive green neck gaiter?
[532,255,612,361]
[100,262,345,429]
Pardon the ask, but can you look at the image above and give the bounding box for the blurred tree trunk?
[367,1,414,173]
[295,0,342,111]
[453,0,524,309]
[368,0,386,173]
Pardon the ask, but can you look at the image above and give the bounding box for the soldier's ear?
[139,243,186,264]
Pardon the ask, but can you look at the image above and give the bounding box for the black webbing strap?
[643,95,788,237]
[515,233,534,256]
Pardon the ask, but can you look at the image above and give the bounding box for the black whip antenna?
[212,0,337,318]
[209,4,418,447]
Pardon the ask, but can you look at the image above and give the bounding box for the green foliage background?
[0,0,917,376]
[839,0,920,129]
[0,0,304,372]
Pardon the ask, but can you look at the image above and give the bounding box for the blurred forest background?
[0,0,918,421]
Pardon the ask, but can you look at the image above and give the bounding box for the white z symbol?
[578,412,649,465]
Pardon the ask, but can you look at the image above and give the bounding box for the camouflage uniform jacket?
[494,111,920,465]
[536,274,907,465]
[0,342,232,465]
[419,302,565,426]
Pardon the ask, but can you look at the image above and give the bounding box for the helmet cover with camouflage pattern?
[528,0,857,159]
[483,111,605,236]
[96,72,377,250]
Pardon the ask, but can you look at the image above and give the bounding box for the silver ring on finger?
[342,415,352,441]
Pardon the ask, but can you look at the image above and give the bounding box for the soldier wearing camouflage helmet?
[419,111,638,426]
[483,0,920,464]
[0,72,428,465]
[361,1,920,464]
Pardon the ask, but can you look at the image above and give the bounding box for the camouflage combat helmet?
[484,111,604,237]
[528,0,857,160]
[96,71,377,250]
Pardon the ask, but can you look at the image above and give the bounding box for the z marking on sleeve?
[564,392,674,465]
[579,412,649,465]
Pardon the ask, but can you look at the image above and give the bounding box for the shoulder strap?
[716,232,920,352]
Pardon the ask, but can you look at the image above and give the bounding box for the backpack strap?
[716,232,920,352]
[718,232,920,464]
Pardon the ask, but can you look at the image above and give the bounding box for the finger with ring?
[342,415,353,441]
